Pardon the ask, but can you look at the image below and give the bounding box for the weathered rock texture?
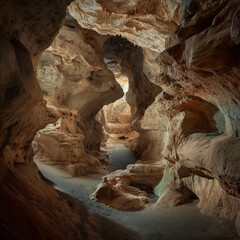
[90,0,240,235]
[103,36,162,131]
[33,16,123,175]
[32,97,111,176]
[69,0,181,52]
[92,163,164,211]
[0,0,103,239]
[151,0,240,234]
[2,0,240,238]
[0,1,128,239]
[100,75,132,135]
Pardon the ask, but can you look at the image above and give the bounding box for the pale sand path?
[35,143,240,240]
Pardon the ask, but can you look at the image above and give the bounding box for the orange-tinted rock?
[69,0,181,52]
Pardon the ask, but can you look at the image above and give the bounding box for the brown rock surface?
[32,97,110,176]
[2,0,240,238]
[101,75,132,135]
[0,1,126,239]
[148,0,240,233]
[34,17,124,174]
[69,0,181,51]
[92,163,164,211]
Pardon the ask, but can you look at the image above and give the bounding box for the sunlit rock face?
[150,0,240,232]
[34,16,123,174]
[37,16,123,125]
[101,75,132,135]
[69,0,181,52]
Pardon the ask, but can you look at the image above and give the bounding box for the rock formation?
[99,75,132,136]
[69,0,181,51]
[33,16,123,175]
[92,162,164,211]
[1,0,240,238]
[83,0,240,233]
[152,0,240,234]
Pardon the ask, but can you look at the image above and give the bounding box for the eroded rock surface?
[93,0,240,234]
[148,0,240,233]
[92,163,164,211]
[69,0,181,51]
[2,0,240,238]
[32,97,110,176]
[34,16,123,175]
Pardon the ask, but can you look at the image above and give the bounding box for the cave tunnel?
[1,1,240,240]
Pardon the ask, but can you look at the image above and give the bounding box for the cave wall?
[33,16,124,175]
[0,1,95,239]
[77,0,240,232]
[0,1,133,239]
[1,0,240,238]
[151,0,240,232]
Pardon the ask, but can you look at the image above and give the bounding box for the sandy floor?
[35,142,240,240]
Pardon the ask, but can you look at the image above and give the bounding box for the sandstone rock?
[103,36,161,131]
[34,17,125,175]
[149,1,240,229]
[183,175,240,219]
[92,163,164,210]
[100,75,132,136]
[2,0,240,238]
[33,116,109,176]
[92,181,149,211]
[154,164,197,207]
[69,0,181,52]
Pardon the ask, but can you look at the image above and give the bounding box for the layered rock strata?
[69,0,181,51]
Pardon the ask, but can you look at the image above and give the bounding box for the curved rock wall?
[151,0,240,232]
[69,0,181,52]
[33,16,124,175]
[0,1,98,239]
[86,0,240,233]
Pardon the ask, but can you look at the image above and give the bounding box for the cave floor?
[35,143,240,240]
[107,142,138,172]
